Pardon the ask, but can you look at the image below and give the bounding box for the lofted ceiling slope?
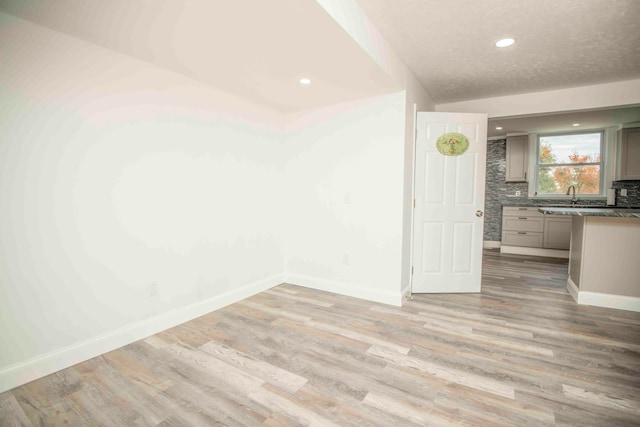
[0,0,400,113]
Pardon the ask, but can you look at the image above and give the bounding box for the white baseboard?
[566,276,639,312]
[577,291,640,312]
[401,283,412,301]
[500,245,569,259]
[0,274,284,394]
[286,273,403,307]
[566,276,579,302]
[483,241,501,249]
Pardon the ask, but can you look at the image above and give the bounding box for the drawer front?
[503,206,542,217]
[502,231,544,248]
[502,216,544,233]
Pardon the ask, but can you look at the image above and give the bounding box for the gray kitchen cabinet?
[501,207,543,247]
[543,216,572,250]
[619,127,640,180]
[505,135,528,182]
[502,206,571,251]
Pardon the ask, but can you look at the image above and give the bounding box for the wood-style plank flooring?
[2,250,640,426]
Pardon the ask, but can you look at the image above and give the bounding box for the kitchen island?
[538,206,640,312]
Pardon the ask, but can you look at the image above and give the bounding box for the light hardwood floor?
[1,250,639,426]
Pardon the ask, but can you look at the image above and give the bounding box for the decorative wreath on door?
[435,132,469,156]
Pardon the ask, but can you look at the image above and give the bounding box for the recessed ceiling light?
[299,77,311,86]
[495,38,515,48]
[572,123,580,127]
[496,126,503,130]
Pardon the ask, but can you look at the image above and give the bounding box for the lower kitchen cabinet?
[501,206,571,255]
[501,206,543,248]
[543,216,572,250]
[502,230,544,248]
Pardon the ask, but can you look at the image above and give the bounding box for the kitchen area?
[484,112,640,312]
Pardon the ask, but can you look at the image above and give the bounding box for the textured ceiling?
[356,0,640,103]
[0,0,398,113]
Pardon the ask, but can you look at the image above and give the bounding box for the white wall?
[314,0,436,298]
[283,93,407,305]
[0,13,286,391]
[0,6,432,392]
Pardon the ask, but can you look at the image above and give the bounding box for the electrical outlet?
[149,282,158,297]
[621,189,628,196]
[515,190,521,197]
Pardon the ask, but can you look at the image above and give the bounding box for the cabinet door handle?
[518,217,528,219]
[517,232,527,235]
[518,208,528,210]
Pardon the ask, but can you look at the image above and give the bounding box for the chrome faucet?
[566,185,578,205]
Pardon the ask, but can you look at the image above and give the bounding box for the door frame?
[407,104,418,297]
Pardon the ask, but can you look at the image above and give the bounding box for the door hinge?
[413,198,416,208]
[411,266,414,275]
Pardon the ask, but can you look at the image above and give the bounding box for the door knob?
[475,210,484,217]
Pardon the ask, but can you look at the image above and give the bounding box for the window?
[535,131,604,196]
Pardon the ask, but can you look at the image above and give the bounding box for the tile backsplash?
[483,139,637,242]
[612,180,640,207]
[484,139,515,242]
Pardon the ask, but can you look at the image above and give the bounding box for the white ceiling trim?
[435,79,640,118]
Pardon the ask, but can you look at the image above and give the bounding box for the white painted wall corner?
[566,277,579,302]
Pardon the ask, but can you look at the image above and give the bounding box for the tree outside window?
[536,132,603,196]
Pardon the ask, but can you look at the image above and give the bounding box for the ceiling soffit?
[0,0,399,112]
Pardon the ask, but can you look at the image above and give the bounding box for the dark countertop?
[537,207,640,218]
[502,201,612,209]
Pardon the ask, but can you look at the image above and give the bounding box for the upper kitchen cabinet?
[505,135,528,182]
[618,127,640,180]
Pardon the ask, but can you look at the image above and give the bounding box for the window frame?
[534,130,605,197]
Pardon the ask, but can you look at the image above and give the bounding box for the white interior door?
[412,112,487,293]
